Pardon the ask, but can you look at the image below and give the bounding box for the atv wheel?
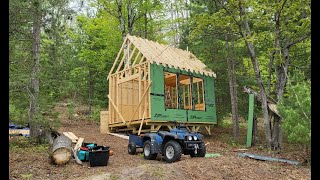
[128,142,136,155]
[143,140,157,160]
[190,143,206,157]
[164,140,182,163]
[198,143,206,157]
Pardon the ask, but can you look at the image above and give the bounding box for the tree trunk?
[29,0,41,138]
[116,0,126,39]
[267,51,275,95]
[252,116,258,145]
[50,135,72,165]
[88,69,94,114]
[144,13,148,38]
[127,0,134,35]
[270,7,283,149]
[271,114,281,149]
[239,2,272,147]
[226,35,239,138]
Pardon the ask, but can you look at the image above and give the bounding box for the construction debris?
[108,133,129,140]
[233,148,248,152]
[237,152,300,165]
[63,132,79,143]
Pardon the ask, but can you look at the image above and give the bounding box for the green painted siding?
[150,63,217,123]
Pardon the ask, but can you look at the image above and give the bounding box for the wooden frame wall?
[108,61,150,125]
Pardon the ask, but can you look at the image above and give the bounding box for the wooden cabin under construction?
[100,34,217,135]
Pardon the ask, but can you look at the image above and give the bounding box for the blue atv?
[127,126,206,163]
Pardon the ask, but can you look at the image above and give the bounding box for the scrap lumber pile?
[50,131,112,166]
[49,131,83,165]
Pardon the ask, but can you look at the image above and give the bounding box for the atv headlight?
[188,136,192,141]
[193,135,198,141]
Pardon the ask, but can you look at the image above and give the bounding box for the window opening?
[164,72,178,109]
[179,74,192,110]
[192,77,205,111]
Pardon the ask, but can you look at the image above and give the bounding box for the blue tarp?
[9,123,30,137]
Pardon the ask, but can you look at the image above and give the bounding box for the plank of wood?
[116,42,132,73]
[132,51,141,65]
[67,132,78,140]
[108,133,129,140]
[128,82,152,125]
[138,113,145,135]
[117,73,140,84]
[127,46,137,68]
[100,111,109,134]
[73,137,84,151]
[108,36,128,80]
[62,132,77,143]
[107,94,126,124]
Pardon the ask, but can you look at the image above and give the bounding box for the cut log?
[51,135,72,165]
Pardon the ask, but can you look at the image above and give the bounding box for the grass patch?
[20,173,33,179]
[110,174,119,180]
[9,137,49,153]
[151,167,165,178]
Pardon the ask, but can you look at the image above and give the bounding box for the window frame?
[163,70,206,111]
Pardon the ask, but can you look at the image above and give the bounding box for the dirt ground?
[9,104,311,180]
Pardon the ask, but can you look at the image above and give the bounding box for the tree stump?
[51,135,72,165]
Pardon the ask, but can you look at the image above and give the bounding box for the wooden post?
[138,113,145,135]
[107,95,126,124]
[100,111,109,134]
[246,94,254,148]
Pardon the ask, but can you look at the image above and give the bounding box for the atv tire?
[190,143,206,157]
[164,140,182,163]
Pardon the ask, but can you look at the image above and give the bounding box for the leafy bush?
[91,105,102,122]
[278,74,311,146]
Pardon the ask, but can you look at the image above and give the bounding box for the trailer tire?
[143,140,157,160]
[128,142,136,155]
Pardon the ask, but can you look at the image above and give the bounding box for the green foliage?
[67,101,75,120]
[9,0,310,150]
[90,105,102,122]
[278,73,310,145]
[9,136,49,152]
[20,173,33,179]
